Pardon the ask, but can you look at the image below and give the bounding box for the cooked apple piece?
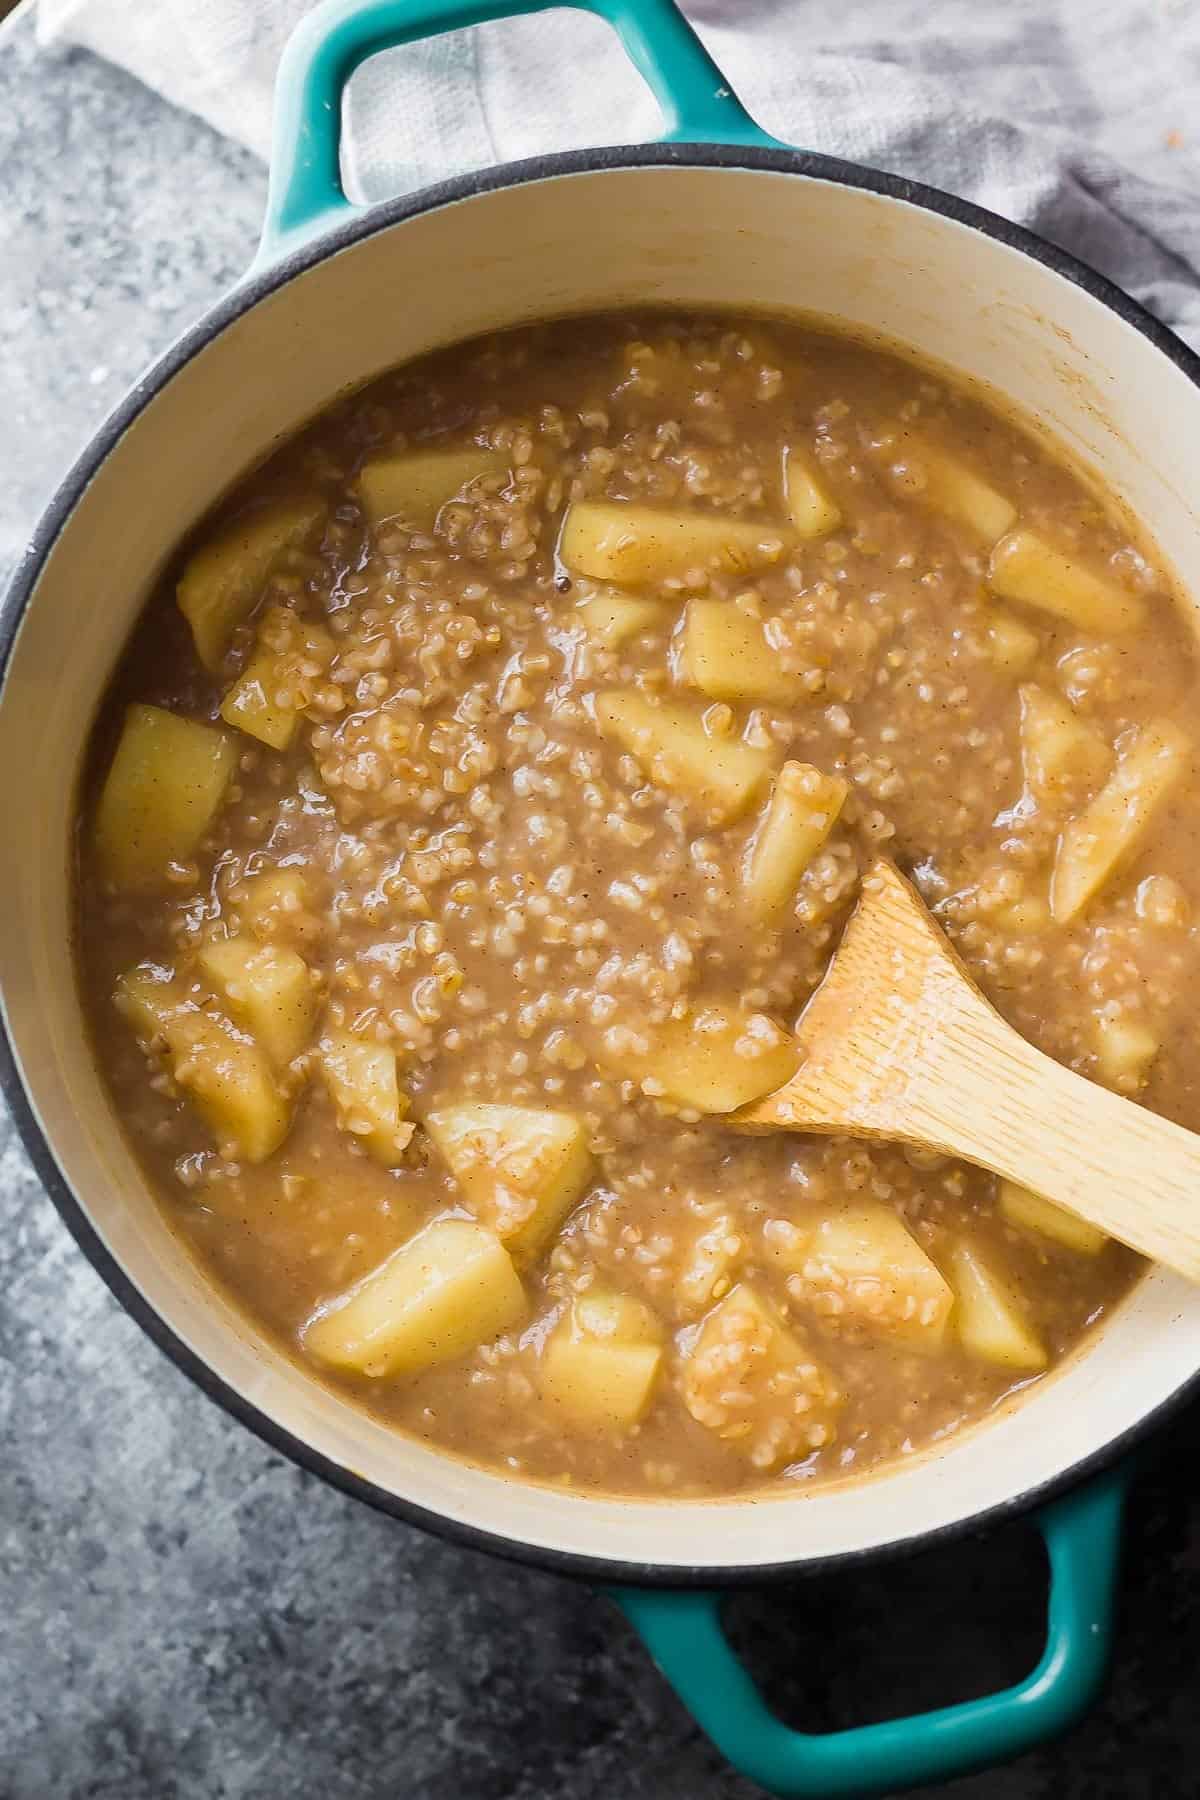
[573,1289,661,1343]
[679,1283,842,1469]
[676,1213,743,1317]
[742,761,848,924]
[320,1032,413,1165]
[221,652,299,750]
[576,586,668,649]
[783,447,842,539]
[998,1178,1107,1255]
[766,1203,954,1350]
[1050,719,1190,922]
[607,1003,797,1114]
[1094,1015,1159,1091]
[115,963,291,1163]
[304,1218,527,1378]
[167,1013,292,1164]
[988,528,1146,634]
[1019,684,1111,803]
[357,447,509,532]
[423,1102,593,1262]
[220,655,313,752]
[220,608,335,750]
[113,961,184,1044]
[177,496,326,671]
[948,1242,1047,1371]
[679,600,795,704]
[197,936,317,1069]
[897,435,1016,542]
[233,867,319,945]
[94,704,237,892]
[595,691,771,826]
[560,500,789,584]
[985,608,1041,675]
[539,1288,664,1430]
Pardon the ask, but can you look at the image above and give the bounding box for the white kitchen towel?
[35,0,1200,346]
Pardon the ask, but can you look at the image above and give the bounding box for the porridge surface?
[78,312,1200,1497]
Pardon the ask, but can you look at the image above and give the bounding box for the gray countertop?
[3,10,1200,1797]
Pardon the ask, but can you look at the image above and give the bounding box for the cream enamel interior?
[5,162,1200,1572]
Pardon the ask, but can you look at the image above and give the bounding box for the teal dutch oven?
[3,1,1200,1793]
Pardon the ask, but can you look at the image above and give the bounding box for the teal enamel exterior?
[613,1467,1128,1796]
[258,0,782,262]
[261,1,1135,1790]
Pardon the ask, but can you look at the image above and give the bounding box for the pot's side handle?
[258,0,779,264]
[613,1467,1129,1800]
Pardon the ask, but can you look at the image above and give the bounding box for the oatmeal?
[77,312,1200,1497]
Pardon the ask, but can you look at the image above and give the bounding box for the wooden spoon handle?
[920,1017,1200,1276]
[743,860,1200,1279]
[761,988,1200,1280]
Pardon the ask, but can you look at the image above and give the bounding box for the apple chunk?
[320,1033,414,1165]
[115,963,291,1163]
[197,936,317,1069]
[560,500,789,584]
[603,1003,797,1114]
[988,528,1145,634]
[783,448,842,539]
[1051,719,1190,922]
[304,1219,527,1378]
[177,496,326,671]
[678,601,795,705]
[948,1241,1047,1371]
[424,1102,594,1261]
[94,705,236,892]
[679,1283,842,1469]
[766,1203,953,1349]
[595,690,772,826]
[220,607,335,751]
[357,447,509,532]
[999,1179,1107,1255]
[742,761,848,924]
[539,1290,664,1430]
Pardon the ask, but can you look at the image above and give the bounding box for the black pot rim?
[3,139,1199,1590]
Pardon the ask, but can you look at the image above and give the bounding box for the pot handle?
[612,1465,1129,1799]
[259,0,779,262]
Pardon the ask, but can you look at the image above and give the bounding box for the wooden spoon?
[740,858,1200,1281]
